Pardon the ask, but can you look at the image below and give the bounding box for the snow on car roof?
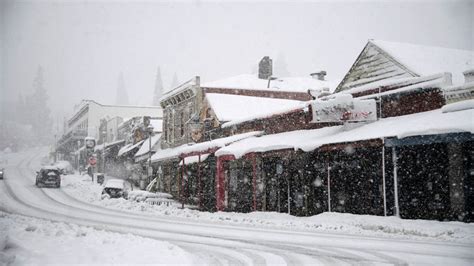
[104,179,125,189]
[42,166,59,170]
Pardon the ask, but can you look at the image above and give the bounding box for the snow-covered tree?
[153,67,163,106]
[116,72,129,105]
[27,66,53,144]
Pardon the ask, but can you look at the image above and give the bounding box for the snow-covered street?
[1,147,473,265]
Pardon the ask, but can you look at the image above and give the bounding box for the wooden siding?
[335,42,416,93]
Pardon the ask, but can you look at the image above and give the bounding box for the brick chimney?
[310,71,327,81]
[258,56,273,80]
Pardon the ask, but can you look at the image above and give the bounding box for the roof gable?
[335,41,415,93]
[336,40,474,93]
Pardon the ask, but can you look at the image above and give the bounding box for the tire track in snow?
[5,148,474,265]
[4,151,288,265]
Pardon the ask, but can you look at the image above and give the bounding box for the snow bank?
[61,174,474,244]
[0,211,192,265]
[127,190,173,202]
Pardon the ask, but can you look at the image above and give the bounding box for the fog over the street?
[1,0,472,120]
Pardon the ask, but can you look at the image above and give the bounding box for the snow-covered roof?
[371,40,474,85]
[150,131,262,163]
[117,140,144,157]
[105,139,125,148]
[202,74,336,93]
[339,73,447,96]
[216,103,474,159]
[134,134,161,158]
[150,119,163,133]
[205,93,305,124]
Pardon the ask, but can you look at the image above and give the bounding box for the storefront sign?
[310,94,377,123]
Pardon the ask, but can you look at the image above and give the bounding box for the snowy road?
[1,148,474,265]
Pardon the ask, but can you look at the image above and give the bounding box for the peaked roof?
[336,40,474,93]
[371,40,473,85]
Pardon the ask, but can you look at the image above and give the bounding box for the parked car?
[35,167,61,188]
[52,160,74,175]
[0,168,4,180]
[101,179,131,199]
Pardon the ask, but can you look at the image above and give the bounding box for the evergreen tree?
[116,72,129,105]
[29,66,53,144]
[153,67,163,106]
[16,92,25,122]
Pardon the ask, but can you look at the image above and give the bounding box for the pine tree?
[153,67,163,106]
[16,92,25,122]
[116,72,129,105]
[29,66,53,144]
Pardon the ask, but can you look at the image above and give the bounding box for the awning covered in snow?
[118,140,144,157]
[216,103,474,159]
[178,153,210,166]
[150,131,262,163]
[135,134,162,162]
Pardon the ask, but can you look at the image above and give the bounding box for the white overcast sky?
[1,0,472,116]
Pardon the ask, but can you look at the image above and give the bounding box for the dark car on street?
[35,167,61,188]
[0,168,4,180]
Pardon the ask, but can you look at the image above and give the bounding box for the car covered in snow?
[101,179,131,199]
[35,167,61,188]
[52,160,74,175]
[0,168,4,180]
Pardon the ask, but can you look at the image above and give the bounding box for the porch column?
[216,156,225,211]
[216,155,235,211]
[181,157,185,209]
[392,147,400,217]
[252,153,257,212]
[327,162,331,212]
[198,154,202,210]
[382,140,387,216]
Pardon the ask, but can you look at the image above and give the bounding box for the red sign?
[89,157,97,166]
